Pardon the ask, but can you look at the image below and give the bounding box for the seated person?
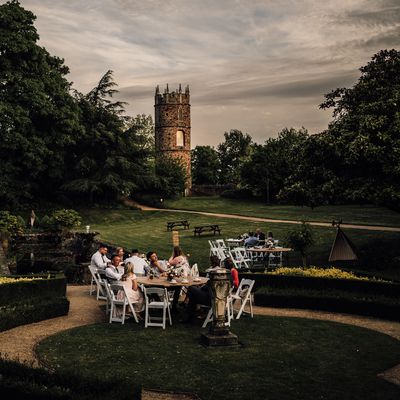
[244,232,259,247]
[182,256,220,323]
[225,257,239,290]
[144,251,167,277]
[115,247,127,263]
[266,231,274,247]
[183,256,239,323]
[117,262,144,313]
[255,228,265,242]
[105,254,123,282]
[90,243,110,273]
[168,245,190,277]
[124,248,148,276]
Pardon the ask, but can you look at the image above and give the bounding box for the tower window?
[176,130,184,147]
[178,108,183,120]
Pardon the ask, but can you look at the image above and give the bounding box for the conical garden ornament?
[329,222,358,262]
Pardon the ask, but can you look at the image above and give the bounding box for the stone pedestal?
[200,268,239,347]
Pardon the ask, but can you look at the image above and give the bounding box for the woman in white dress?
[118,262,144,313]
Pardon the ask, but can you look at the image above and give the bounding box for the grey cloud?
[19,0,400,146]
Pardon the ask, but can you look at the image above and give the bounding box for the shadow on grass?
[36,315,400,400]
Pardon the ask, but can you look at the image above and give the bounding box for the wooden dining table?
[247,247,293,254]
[136,275,208,288]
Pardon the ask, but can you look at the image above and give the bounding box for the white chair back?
[90,268,107,301]
[215,239,227,249]
[141,285,172,329]
[231,278,255,319]
[107,283,139,324]
[231,247,251,270]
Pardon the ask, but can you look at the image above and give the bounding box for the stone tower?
[154,84,191,195]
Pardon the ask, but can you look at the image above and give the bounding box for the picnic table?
[194,224,221,236]
[166,220,190,231]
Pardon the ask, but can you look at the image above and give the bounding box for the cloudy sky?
[20,0,400,146]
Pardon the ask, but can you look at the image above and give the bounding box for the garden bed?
[0,274,69,332]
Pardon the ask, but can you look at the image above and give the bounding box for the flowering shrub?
[51,209,82,230]
[0,277,43,285]
[269,267,375,281]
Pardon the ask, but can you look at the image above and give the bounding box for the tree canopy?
[0,0,82,207]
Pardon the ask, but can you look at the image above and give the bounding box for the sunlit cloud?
[19,0,400,146]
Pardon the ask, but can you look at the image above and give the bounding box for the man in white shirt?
[124,248,148,276]
[90,243,110,272]
[105,254,123,282]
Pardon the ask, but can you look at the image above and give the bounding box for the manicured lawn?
[80,208,400,278]
[36,316,400,400]
[164,197,400,227]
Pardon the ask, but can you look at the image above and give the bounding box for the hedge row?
[0,296,70,332]
[255,287,400,321]
[239,272,400,297]
[0,358,140,400]
[0,275,67,306]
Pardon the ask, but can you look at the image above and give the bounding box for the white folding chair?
[215,247,230,265]
[230,247,252,270]
[141,286,172,329]
[90,269,107,301]
[231,279,255,319]
[215,239,227,249]
[107,283,139,324]
[88,265,97,295]
[268,251,283,268]
[102,278,111,314]
[208,240,218,256]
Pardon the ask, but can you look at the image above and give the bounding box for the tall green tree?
[0,0,82,207]
[191,145,219,185]
[318,49,400,209]
[62,71,153,204]
[242,128,308,202]
[217,129,252,184]
[154,155,186,198]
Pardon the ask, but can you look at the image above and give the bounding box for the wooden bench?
[193,224,221,236]
[167,220,190,231]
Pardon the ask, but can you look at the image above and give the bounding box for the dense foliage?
[1,2,399,211]
[0,1,178,208]
[51,209,82,230]
[285,222,315,267]
[0,0,82,208]
[0,211,24,234]
[280,49,400,209]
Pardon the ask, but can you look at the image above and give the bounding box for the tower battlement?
[155,84,190,105]
[154,83,192,195]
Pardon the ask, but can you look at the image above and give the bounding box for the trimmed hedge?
[0,296,70,332]
[239,272,400,298]
[0,358,140,400]
[0,275,66,306]
[0,275,69,331]
[255,287,400,321]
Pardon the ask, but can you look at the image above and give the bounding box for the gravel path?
[131,201,400,232]
[0,285,105,365]
[0,285,399,398]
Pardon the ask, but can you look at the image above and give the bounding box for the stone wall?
[10,232,98,274]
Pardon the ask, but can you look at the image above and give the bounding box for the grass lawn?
[80,208,400,279]
[164,197,400,227]
[36,316,400,400]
